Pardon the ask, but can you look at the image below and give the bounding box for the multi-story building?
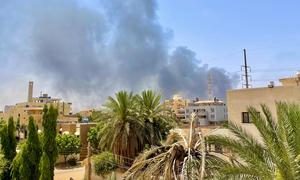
[0,81,73,127]
[227,72,300,138]
[185,98,227,125]
[164,94,189,121]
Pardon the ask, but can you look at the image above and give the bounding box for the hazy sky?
[157,0,300,86]
[0,0,299,111]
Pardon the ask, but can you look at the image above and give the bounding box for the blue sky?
[157,0,300,87]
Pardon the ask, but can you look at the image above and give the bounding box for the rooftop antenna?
[241,49,251,88]
[207,73,213,100]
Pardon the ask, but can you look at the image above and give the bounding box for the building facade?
[227,73,300,138]
[0,81,73,127]
[185,98,227,125]
[164,94,189,121]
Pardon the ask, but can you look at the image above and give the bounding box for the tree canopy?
[56,134,81,164]
[11,116,41,180]
[95,90,176,166]
[0,117,17,180]
[40,105,58,180]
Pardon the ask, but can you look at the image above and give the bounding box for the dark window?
[215,144,222,153]
[242,112,250,123]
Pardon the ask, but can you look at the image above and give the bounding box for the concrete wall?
[80,123,97,160]
[227,85,300,138]
[57,123,77,134]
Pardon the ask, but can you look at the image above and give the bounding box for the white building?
[184,98,227,125]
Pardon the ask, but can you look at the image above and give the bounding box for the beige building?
[164,94,189,121]
[185,98,227,125]
[0,81,73,128]
[227,73,300,138]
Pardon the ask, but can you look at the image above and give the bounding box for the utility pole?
[242,49,251,88]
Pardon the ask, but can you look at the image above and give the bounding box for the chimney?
[28,81,34,102]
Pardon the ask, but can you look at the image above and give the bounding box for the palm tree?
[98,91,145,166]
[137,90,176,146]
[124,113,226,179]
[207,103,300,180]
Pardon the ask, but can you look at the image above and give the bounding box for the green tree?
[0,125,10,180]
[87,126,100,150]
[39,152,51,180]
[137,90,175,146]
[207,103,300,180]
[12,116,41,180]
[26,116,41,179]
[0,151,8,180]
[16,117,21,140]
[92,151,117,176]
[7,117,17,161]
[0,117,17,180]
[98,91,144,165]
[11,143,30,180]
[40,105,58,180]
[56,134,81,164]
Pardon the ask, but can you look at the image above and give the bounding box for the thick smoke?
[0,0,238,111]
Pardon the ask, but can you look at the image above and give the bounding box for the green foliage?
[87,127,99,150]
[207,103,300,180]
[12,116,41,180]
[56,134,81,164]
[40,105,58,179]
[137,90,176,145]
[7,117,17,161]
[0,152,8,180]
[0,125,9,160]
[0,117,17,180]
[96,90,177,165]
[11,143,31,180]
[39,152,51,180]
[90,110,109,122]
[106,172,117,180]
[93,151,117,176]
[77,114,83,123]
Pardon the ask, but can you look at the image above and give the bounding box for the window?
[211,108,215,112]
[199,109,205,113]
[242,112,250,123]
[215,144,222,153]
[210,114,215,120]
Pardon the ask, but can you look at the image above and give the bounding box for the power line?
[251,67,300,73]
[232,68,300,74]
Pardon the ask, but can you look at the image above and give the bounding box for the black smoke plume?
[0,0,238,110]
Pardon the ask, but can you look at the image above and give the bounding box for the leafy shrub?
[87,127,99,150]
[56,134,81,164]
[93,151,117,176]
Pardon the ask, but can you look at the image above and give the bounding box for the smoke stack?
[28,81,34,102]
